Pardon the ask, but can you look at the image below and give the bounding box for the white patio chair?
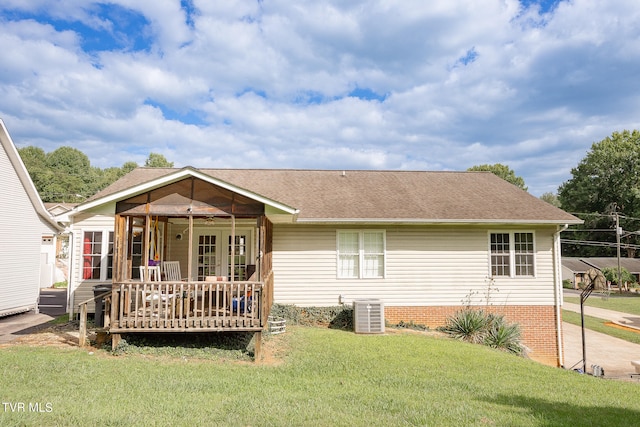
[162,261,183,282]
[139,265,161,282]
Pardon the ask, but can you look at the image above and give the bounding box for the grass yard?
[562,310,640,345]
[564,293,640,316]
[1,326,640,426]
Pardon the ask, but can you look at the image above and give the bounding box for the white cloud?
[1,0,640,196]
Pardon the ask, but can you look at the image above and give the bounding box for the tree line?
[19,129,640,257]
[18,146,173,203]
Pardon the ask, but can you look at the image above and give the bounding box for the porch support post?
[113,214,127,282]
[187,178,194,281]
[254,330,262,362]
[111,333,121,350]
[144,193,151,270]
[231,214,235,282]
[78,303,87,347]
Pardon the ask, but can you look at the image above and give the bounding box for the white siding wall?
[0,148,53,316]
[69,210,115,314]
[272,224,558,307]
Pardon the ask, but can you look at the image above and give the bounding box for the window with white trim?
[82,231,114,280]
[490,232,535,277]
[338,231,385,278]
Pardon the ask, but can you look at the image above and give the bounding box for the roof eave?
[74,167,299,216]
[293,218,584,225]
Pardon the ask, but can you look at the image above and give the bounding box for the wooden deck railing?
[78,290,112,347]
[109,281,266,332]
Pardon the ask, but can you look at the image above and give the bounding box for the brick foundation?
[385,305,562,367]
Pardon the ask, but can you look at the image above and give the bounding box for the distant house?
[46,202,77,280]
[562,257,640,288]
[65,167,580,366]
[0,119,61,317]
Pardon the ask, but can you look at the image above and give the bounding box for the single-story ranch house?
[65,167,581,366]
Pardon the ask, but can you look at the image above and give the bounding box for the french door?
[193,230,251,281]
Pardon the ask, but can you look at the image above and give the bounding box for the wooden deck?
[107,281,266,332]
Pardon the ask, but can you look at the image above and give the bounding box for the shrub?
[269,304,354,330]
[440,309,489,344]
[483,316,524,356]
[602,266,636,287]
[440,309,524,356]
[393,320,430,331]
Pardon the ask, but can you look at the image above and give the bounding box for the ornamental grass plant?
[440,309,524,355]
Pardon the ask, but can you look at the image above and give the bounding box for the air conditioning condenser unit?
[353,299,384,334]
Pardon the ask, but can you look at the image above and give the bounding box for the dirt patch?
[0,321,289,366]
[0,321,81,350]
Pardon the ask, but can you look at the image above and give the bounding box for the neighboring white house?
[65,167,581,366]
[0,119,62,317]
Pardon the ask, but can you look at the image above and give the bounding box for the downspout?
[553,224,569,367]
[66,228,75,317]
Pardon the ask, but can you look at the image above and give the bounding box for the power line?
[561,239,640,250]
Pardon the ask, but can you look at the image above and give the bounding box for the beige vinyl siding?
[0,148,53,316]
[272,224,559,307]
[69,211,115,314]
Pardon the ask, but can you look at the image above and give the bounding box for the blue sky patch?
[237,88,268,99]
[181,0,197,29]
[144,99,204,125]
[458,48,478,66]
[348,87,388,102]
[296,91,325,104]
[2,4,152,52]
[520,0,562,14]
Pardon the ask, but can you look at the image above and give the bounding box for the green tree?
[18,146,165,203]
[35,147,94,202]
[540,192,561,208]
[121,161,138,174]
[145,153,173,168]
[558,130,640,257]
[467,163,527,191]
[18,146,53,195]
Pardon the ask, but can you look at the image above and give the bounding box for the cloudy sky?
[1,0,639,196]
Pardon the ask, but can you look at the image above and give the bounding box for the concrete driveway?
[0,288,67,344]
[562,299,640,380]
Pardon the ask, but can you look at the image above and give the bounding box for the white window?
[490,232,535,277]
[338,231,385,278]
[82,231,114,281]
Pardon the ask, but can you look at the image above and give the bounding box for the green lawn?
[562,310,640,345]
[1,327,640,426]
[564,293,640,315]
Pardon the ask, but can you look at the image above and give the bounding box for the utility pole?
[615,209,623,293]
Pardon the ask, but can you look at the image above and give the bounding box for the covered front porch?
[81,173,280,352]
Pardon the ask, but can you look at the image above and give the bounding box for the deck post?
[254,330,262,362]
[111,333,121,350]
[78,303,87,347]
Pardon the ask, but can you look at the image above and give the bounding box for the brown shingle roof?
[86,168,580,224]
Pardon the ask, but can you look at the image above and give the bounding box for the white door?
[194,231,221,281]
[193,229,253,281]
[228,233,249,281]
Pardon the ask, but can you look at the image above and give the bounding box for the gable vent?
[353,299,384,334]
